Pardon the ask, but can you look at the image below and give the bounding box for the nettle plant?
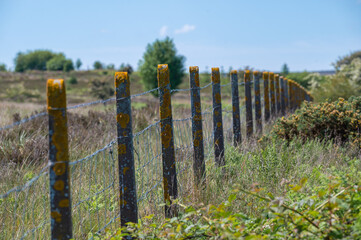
[265,96,361,147]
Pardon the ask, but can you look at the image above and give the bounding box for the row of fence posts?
[46,65,312,239]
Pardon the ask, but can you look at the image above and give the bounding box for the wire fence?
[0,68,311,239]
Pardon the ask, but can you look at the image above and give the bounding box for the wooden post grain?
[158,64,178,217]
[244,70,253,138]
[189,66,205,184]
[115,72,138,226]
[212,68,225,166]
[47,79,73,240]
[230,70,241,146]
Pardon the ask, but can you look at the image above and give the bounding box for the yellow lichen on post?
[114,72,130,97]
[244,70,251,82]
[47,79,66,110]
[263,72,269,79]
[190,66,200,87]
[230,70,237,75]
[211,68,220,83]
[158,64,169,87]
[47,78,72,238]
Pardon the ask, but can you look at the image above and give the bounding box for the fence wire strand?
[1,72,277,239]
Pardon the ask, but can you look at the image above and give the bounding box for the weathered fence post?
[189,66,205,185]
[230,70,241,146]
[263,72,270,122]
[158,64,178,217]
[280,76,286,116]
[114,72,138,226]
[289,80,294,111]
[212,67,225,166]
[275,74,281,115]
[269,72,276,117]
[284,78,289,112]
[244,70,253,138]
[254,71,262,134]
[47,79,73,240]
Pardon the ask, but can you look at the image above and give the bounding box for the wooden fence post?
[289,80,294,111]
[212,67,225,166]
[47,79,73,240]
[158,64,178,218]
[275,74,281,115]
[115,72,138,226]
[263,72,270,122]
[230,70,241,146]
[280,76,286,116]
[244,70,253,138]
[254,71,262,134]
[269,72,276,118]
[189,66,205,185]
[284,78,289,112]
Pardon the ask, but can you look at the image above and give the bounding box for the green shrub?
[264,97,361,147]
[46,55,74,72]
[5,83,42,102]
[67,76,78,85]
[312,58,361,102]
[14,50,56,72]
[333,50,361,71]
[101,175,361,239]
[93,61,104,70]
[90,79,114,100]
[0,63,7,72]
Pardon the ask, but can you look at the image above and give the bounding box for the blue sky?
[0,0,360,72]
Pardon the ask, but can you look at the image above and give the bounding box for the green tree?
[138,37,185,95]
[46,54,74,72]
[0,63,6,72]
[107,64,115,70]
[333,50,361,71]
[119,63,134,75]
[14,50,56,72]
[76,59,82,70]
[93,61,103,70]
[281,63,289,75]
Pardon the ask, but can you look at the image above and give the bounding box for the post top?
[211,67,220,72]
[211,67,220,83]
[47,79,66,109]
[114,72,129,87]
[263,72,269,79]
[275,74,279,80]
[230,70,237,74]
[189,66,199,73]
[158,64,168,71]
[244,70,250,81]
[269,72,274,80]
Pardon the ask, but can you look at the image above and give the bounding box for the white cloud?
[175,24,196,34]
[159,26,168,37]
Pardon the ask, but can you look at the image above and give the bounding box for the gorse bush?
[265,96,361,147]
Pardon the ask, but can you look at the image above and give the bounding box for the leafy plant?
[100,175,361,239]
